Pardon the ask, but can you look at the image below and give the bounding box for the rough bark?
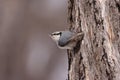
[67,0,120,80]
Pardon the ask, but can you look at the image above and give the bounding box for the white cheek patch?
[51,35,60,42]
[53,35,60,41]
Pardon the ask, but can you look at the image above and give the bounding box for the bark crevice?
[67,0,120,80]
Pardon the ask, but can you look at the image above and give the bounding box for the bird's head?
[49,31,62,42]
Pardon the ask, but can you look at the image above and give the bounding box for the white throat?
[51,35,60,42]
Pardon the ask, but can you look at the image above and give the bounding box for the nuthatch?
[49,31,84,49]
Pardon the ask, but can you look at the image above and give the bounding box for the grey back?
[58,31,74,47]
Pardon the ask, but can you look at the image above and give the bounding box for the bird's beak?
[48,34,51,37]
[49,34,54,39]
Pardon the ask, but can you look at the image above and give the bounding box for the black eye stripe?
[53,32,62,35]
[53,33,59,35]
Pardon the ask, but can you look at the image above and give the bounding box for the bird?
[49,31,84,49]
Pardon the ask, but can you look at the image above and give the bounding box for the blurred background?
[0,0,68,80]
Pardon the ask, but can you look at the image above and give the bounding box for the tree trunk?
[67,0,120,80]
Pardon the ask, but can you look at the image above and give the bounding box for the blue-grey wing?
[58,31,84,47]
[58,31,74,47]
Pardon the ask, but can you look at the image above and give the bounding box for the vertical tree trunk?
[67,0,120,80]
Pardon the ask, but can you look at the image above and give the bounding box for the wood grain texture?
[67,0,120,80]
